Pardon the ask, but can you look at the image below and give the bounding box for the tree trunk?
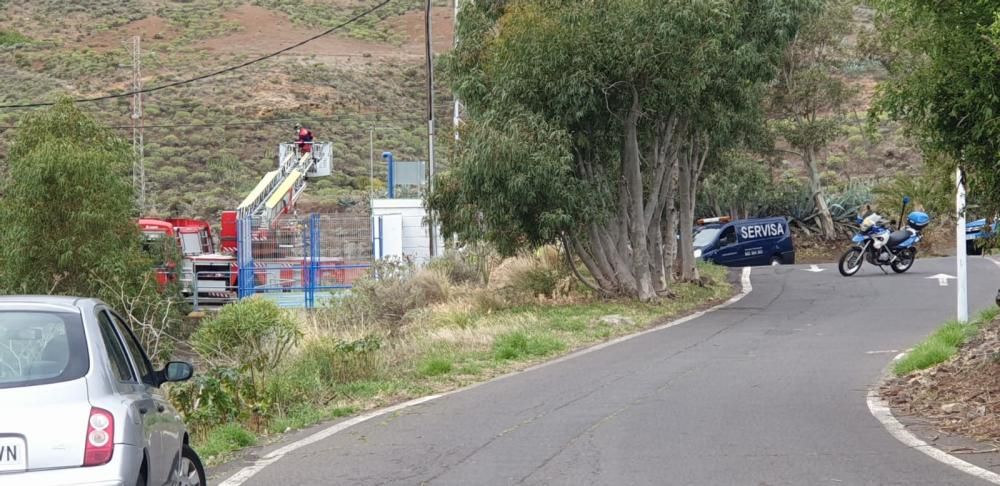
[805,146,835,239]
[678,149,698,282]
[661,161,679,284]
[561,107,683,300]
[623,92,655,301]
[649,216,666,293]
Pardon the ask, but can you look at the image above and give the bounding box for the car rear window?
[0,311,89,388]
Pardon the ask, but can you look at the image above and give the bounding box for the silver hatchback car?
[0,296,205,486]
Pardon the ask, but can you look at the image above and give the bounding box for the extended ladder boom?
[237,142,331,228]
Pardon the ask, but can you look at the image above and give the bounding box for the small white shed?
[371,198,444,265]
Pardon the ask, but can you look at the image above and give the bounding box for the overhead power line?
[0,114,427,130]
[0,0,393,110]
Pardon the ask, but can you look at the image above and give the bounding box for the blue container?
[907,211,930,230]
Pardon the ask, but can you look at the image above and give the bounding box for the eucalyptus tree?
[433,0,811,299]
[770,0,856,240]
[872,0,1000,212]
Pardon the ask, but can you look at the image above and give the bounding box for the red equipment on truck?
[141,141,334,307]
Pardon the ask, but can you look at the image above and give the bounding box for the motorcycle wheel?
[839,247,864,276]
[891,249,915,274]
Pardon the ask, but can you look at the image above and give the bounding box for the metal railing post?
[191,273,200,312]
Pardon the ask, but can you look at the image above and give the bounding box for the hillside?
[0,1,918,227]
[0,0,454,220]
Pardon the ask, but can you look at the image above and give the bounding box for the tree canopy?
[0,100,144,295]
[872,0,1000,211]
[0,100,181,357]
[433,0,812,299]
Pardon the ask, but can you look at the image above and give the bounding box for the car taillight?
[83,408,114,466]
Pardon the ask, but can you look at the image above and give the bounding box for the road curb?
[216,267,754,486]
[867,353,1000,484]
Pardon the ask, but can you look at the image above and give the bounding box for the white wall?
[371,198,444,265]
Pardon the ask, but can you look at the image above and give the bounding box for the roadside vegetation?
[893,308,1000,376]
[0,101,185,359]
[883,309,1000,444]
[171,251,732,464]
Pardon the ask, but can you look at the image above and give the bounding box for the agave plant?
[827,180,873,221]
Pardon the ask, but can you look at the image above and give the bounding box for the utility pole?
[128,36,145,212]
[425,0,438,258]
[956,166,969,322]
[452,0,461,140]
[369,126,374,200]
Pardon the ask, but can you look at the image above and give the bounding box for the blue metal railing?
[233,212,371,308]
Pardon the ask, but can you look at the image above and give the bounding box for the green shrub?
[493,331,566,361]
[191,298,301,399]
[418,356,454,377]
[312,335,383,384]
[169,367,246,434]
[511,267,560,298]
[0,30,31,47]
[198,424,255,461]
[874,162,953,218]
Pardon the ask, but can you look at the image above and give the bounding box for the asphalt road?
[224,257,1000,485]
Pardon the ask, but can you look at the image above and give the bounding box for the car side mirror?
[162,361,194,383]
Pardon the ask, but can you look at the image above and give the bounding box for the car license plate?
[0,436,26,472]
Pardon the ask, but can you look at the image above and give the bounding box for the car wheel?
[176,445,206,486]
[136,466,147,486]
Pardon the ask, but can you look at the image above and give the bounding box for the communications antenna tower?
[128,36,145,210]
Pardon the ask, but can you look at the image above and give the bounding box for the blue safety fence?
[235,213,372,308]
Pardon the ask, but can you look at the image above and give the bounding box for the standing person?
[294,123,313,156]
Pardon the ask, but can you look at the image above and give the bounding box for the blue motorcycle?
[838,197,930,277]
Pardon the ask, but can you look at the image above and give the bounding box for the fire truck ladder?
[236,150,316,229]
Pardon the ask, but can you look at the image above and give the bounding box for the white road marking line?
[926,273,956,286]
[217,268,754,485]
[805,264,824,273]
[867,388,1000,485]
[865,350,900,355]
[217,396,441,486]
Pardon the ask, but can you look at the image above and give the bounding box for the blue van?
[693,217,795,267]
